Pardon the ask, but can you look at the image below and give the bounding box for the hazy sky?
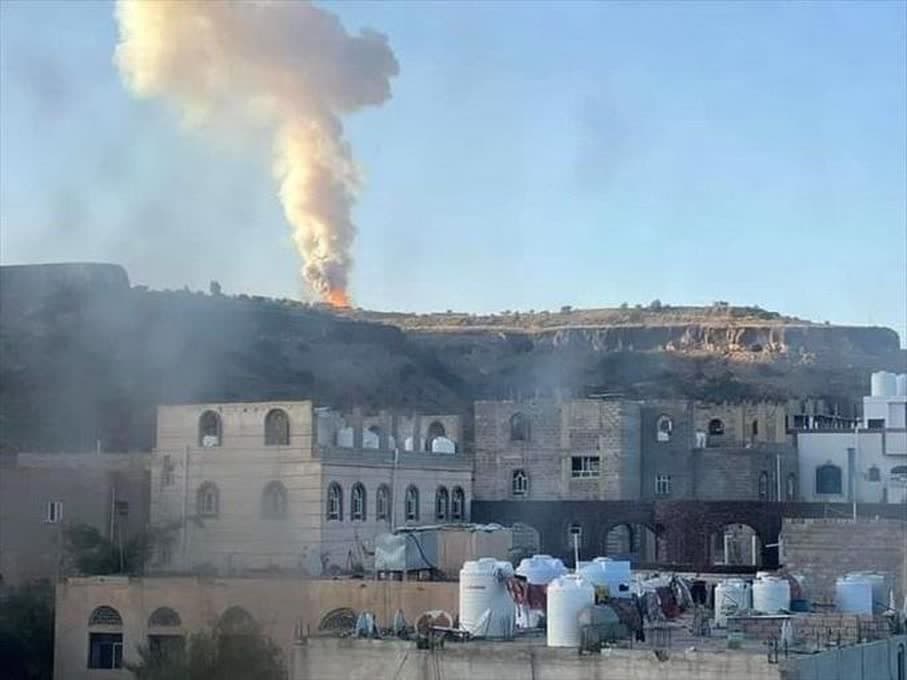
[1,1,905,342]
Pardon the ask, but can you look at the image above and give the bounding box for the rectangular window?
[45,501,63,523]
[571,456,600,478]
[867,419,885,430]
[655,474,672,497]
[161,455,175,487]
[88,632,123,669]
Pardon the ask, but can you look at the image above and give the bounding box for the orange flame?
[326,289,351,308]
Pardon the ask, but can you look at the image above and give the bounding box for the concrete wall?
[782,518,907,604]
[292,638,785,680]
[782,635,907,680]
[53,576,458,680]
[0,453,148,585]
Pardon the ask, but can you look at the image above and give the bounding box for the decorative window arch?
[511,469,529,497]
[376,484,391,521]
[327,482,343,521]
[435,486,449,521]
[89,606,123,627]
[197,482,220,517]
[758,471,769,499]
[351,483,367,521]
[148,607,181,627]
[786,473,797,500]
[815,464,842,495]
[451,486,465,521]
[656,415,673,442]
[219,606,256,636]
[405,485,420,521]
[264,408,290,446]
[509,413,530,442]
[425,421,446,451]
[261,481,288,519]
[198,410,222,447]
[708,418,725,436]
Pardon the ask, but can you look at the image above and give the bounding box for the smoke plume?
[114,0,398,306]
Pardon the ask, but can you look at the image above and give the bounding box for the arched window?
[425,421,446,451]
[786,473,797,500]
[148,607,181,627]
[435,487,449,521]
[197,482,219,517]
[89,606,123,626]
[405,485,420,521]
[264,409,290,446]
[758,471,769,499]
[261,481,288,519]
[751,419,759,438]
[510,413,530,442]
[351,483,366,521]
[815,464,842,495]
[451,486,465,521]
[656,415,673,442]
[376,484,391,521]
[88,606,123,669]
[867,466,881,482]
[708,418,725,436]
[198,410,222,447]
[511,469,529,497]
[326,482,343,521]
[219,606,256,636]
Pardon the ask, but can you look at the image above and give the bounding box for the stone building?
[0,452,149,586]
[150,401,471,577]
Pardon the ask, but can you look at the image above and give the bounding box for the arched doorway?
[709,523,762,567]
[602,523,657,562]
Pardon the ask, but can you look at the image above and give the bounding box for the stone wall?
[781,518,907,604]
[729,613,891,645]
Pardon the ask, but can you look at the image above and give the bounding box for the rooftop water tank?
[714,579,751,627]
[871,372,897,398]
[579,557,632,598]
[547,574,595,647]
[431,436,456,454]
[459,558,515,638]
[835,576,873,614]
[516,555,567,585]
[847,572,888,613]
[336,426,354,448]
[752,576,791,614]
[897,374,907,397]
[362,429,379,449]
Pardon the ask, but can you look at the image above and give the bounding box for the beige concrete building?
[0,453,149,586]
[151,401,472,577]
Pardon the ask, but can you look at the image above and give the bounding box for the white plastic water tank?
[579,557,632,598]
[847,572,888,613]
[714,579,751,627]
[431,436,456,454]
[516,555,567,585]
[547,574,595,647]
[362,429,379,449]
[897,374,907,397]
[752,576,791,614]
[835,576,873,614]
[336,426,354,448]
[459,558,515,638]
[871,371,897,398]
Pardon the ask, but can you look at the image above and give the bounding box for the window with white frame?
[376,484,390,521]
[511,469,529,496]
[655,474,672,497]
[405,485,420,521]
[451,487,465,521]
[571,456,600,478]
[45,500,63,523]
[351,483,366,521]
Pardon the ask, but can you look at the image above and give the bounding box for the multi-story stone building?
[150,401,472,576]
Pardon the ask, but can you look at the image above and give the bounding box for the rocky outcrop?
[0,263,901,453]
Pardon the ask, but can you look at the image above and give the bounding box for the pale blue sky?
[1,0,905,342]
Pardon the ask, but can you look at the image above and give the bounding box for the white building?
[150,402,471,577]
[796,372,907,504]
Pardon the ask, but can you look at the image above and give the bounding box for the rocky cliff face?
[0,263,902,452]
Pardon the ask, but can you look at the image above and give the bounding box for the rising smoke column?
[114,0,398,306]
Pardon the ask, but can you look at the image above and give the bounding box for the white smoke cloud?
[114,0,398,305]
